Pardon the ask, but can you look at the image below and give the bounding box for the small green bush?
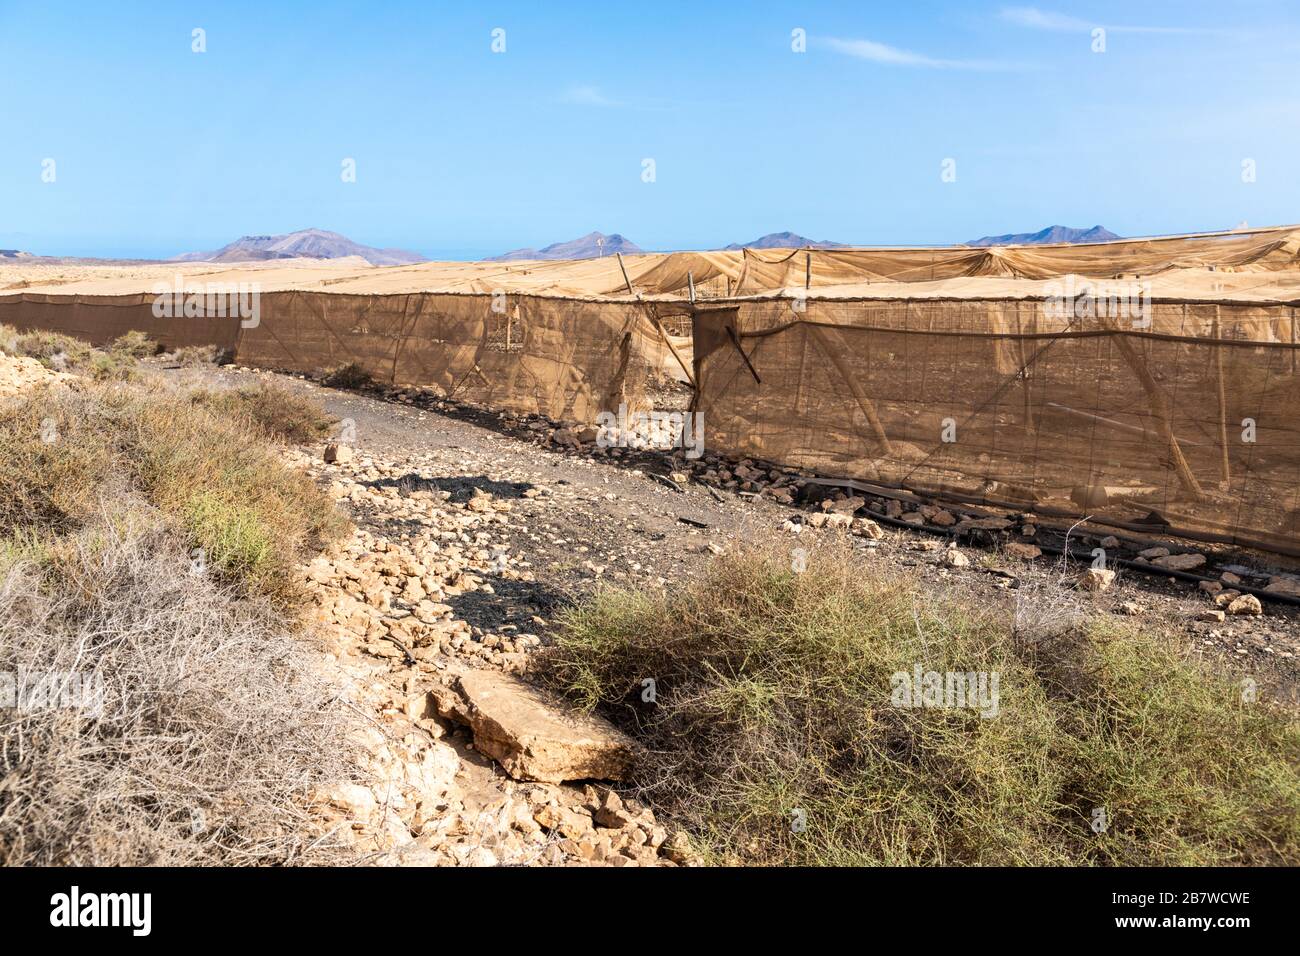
[538,545,1300,866]
[188,381,336,444]
[108,330,160,358]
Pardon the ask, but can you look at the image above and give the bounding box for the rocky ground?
[161,363,1300,866]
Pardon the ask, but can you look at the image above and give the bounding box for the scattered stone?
[852,517,885,539]
[1078,567,1116,592]
[943,549,970,568]
[1264,575,1300,598]
[1138,546,1171,560]
[324,442,354,464]
[1151,552,1206,571]
[662,830,699,865]
[953,516,1012,534]
[1004,541,1042,560]
[1226,594,1263,617]
[1196,609,1227,623]
[1214,590,1241,609]
[823,495,865,515]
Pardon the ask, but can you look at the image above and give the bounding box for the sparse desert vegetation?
[539,544,1300,866]
[171,343,231,366]
[0,325,93,370]
[0,372,357,865]
[188,380,338,445]
[0,381,346,605]
[0,324,158,381]
[108,329,162,358]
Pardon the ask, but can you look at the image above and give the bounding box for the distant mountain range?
[723,232,848,250]
[486,226,1125,259]
[1,224,1133,268]
[488,231,643,262]
[172,228,427,266]
[966,225,1120,247]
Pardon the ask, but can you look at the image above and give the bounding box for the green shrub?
[0,382,347,607]
[537,545,1300,866]
[188,381,336,444]
[108,330,160,358]
[89,351,139,381]
[5,329,92,369]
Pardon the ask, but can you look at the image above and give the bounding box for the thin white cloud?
[1000,6,1230,36]
[1000,7,1089,31]
[560,85,621,107]
[822,37,1023,70]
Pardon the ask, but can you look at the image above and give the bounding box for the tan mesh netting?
[235,291,689,420]
[693,297,1300,555]
[0,289,691,422]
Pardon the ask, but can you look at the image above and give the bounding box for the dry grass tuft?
[0,325,92,370]
[188,380,337,444]
[0,374,359,865]
[171,344,231,366]
[0,500,359,865]
[0,381,347,607]
[108,330,161,358]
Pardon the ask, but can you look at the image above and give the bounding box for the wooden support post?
[653,313,696,388]
[1213,310,1231,486]
[687,271,697,304]
[616,252,635,296]
[805,252,812,289]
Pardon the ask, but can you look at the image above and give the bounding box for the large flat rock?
[431,670,638,783]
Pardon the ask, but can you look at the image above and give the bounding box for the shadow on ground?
[361,473,534,502]
[446,575,574,635]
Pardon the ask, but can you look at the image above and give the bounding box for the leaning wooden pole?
[618,252,695,388]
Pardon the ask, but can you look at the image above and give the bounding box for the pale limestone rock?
[1004,541,1042,560]
[1151,552,1206,572]
[944,549,970,568]
[1078,568,1116,592]
[432,671,639,783]
[324,442,354,464]
[1227,594,1263,617]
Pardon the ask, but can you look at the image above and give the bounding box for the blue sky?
[2,1,1298,259]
